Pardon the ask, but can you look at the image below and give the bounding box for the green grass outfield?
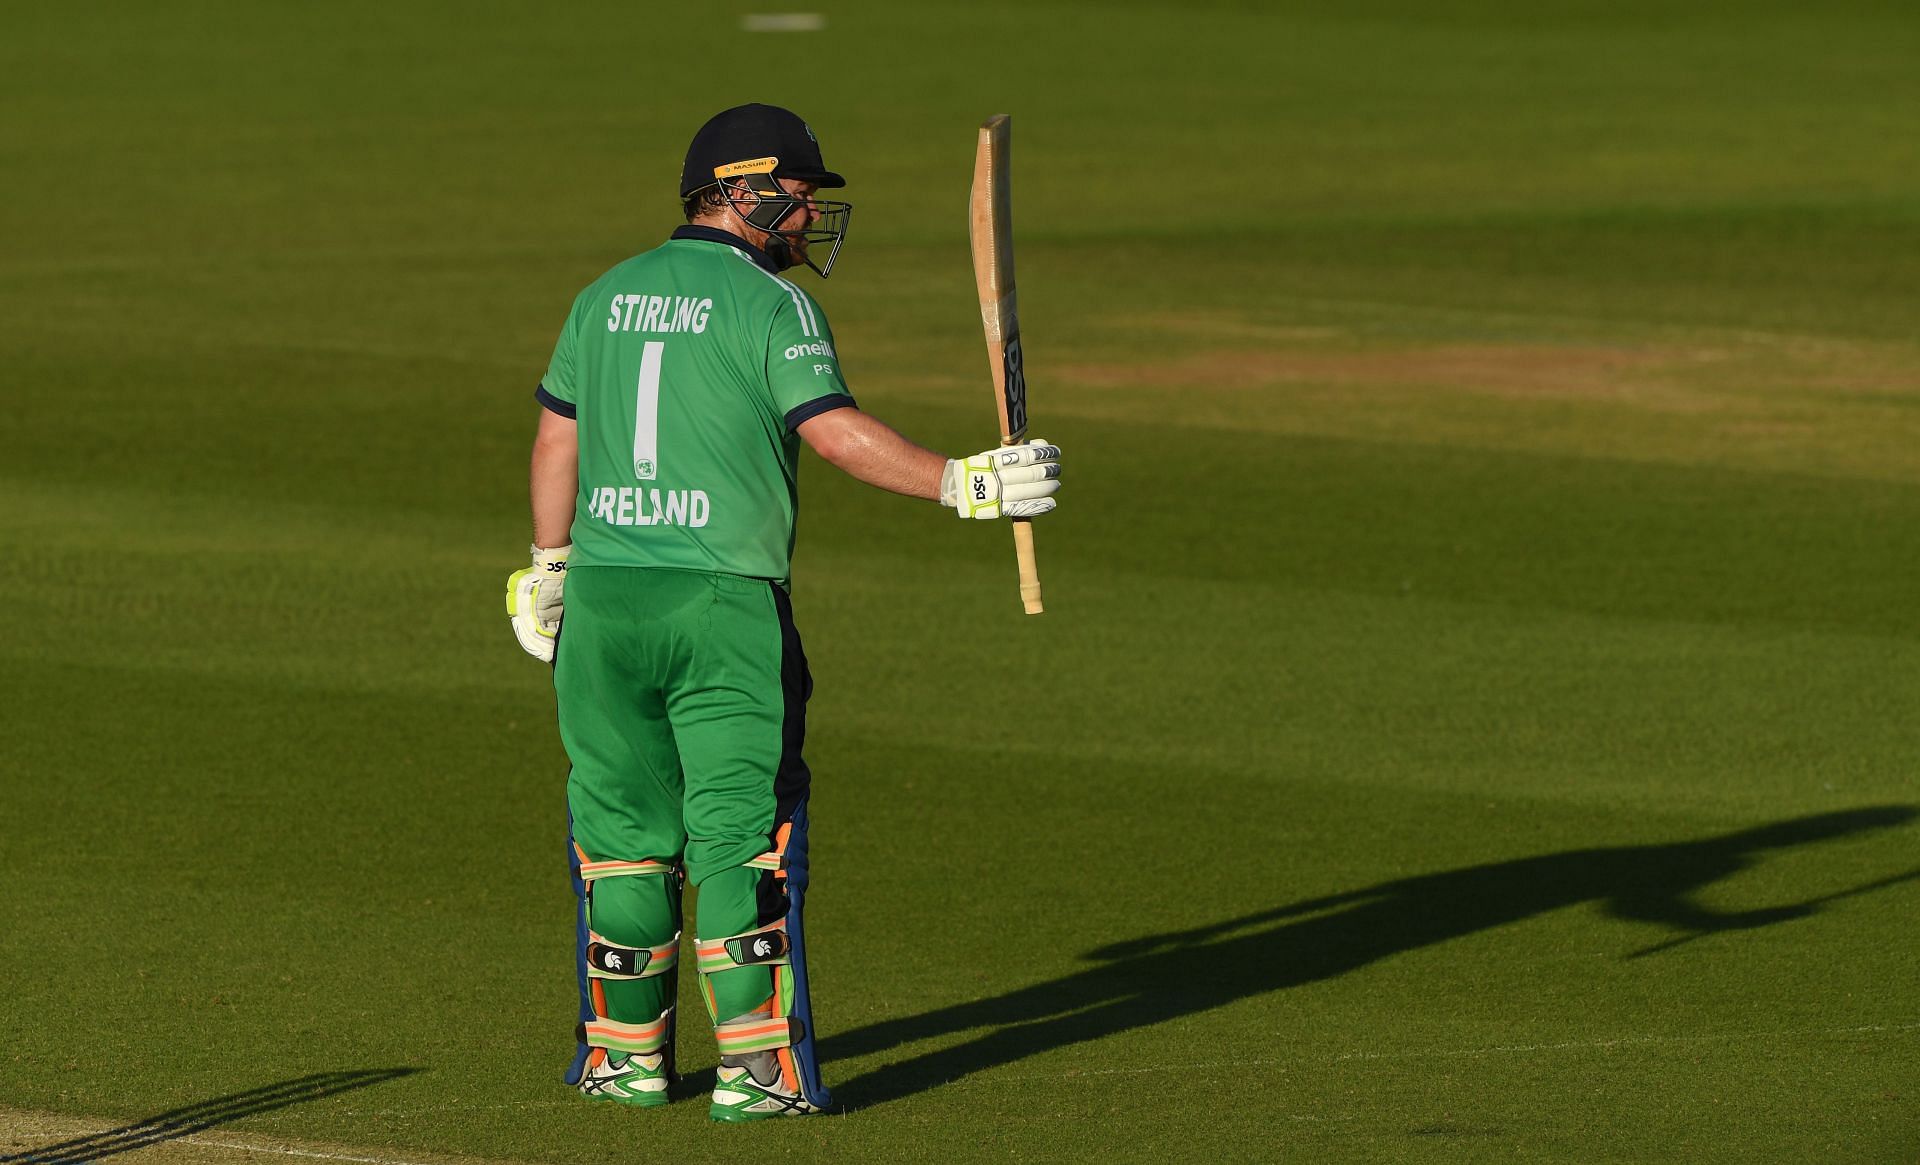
[4,2,1919,1161]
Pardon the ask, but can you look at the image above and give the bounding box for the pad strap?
[714,1014,804,1056]
[742,823,793,877]
[586,931,680,980]
[584,1007,674,1055]
[577,857,678,883]
[697,918,791,975]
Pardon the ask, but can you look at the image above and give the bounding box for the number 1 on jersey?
[634,340,663,479]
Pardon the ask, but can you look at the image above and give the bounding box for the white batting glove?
[941,439,1062,519]
[506,543,570,662]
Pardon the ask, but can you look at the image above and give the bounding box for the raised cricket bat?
[969,114,1044,615]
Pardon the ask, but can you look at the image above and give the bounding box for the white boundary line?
[178,1136,441,1165]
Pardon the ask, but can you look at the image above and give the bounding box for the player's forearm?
[529,410,580,547]
[797,408,945,500]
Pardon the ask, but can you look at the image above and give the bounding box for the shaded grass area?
[4,647,1916,1161]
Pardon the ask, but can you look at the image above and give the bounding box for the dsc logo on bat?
[1002,333,1028,434]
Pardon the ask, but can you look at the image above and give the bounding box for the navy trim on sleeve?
[535,384,576,419]
[670,225,779,273]
[784,393,857,433]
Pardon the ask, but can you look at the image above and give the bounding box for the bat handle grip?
[1012,518,1043,615]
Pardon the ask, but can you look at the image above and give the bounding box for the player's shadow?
[822,806,1918,1109]
[2,1069,418,1165]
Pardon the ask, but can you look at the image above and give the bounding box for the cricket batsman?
[506,104,1064,1120]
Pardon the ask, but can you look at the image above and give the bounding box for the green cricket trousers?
[554,566,830,1105]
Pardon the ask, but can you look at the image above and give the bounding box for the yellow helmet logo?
[713,156,780,179]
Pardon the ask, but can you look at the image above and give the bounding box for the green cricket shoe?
[577,1049,671,1107]
[709,1053,828,1122]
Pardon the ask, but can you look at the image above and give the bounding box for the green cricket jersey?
[537,227,855,586]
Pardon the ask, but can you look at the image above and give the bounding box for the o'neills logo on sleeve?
[782,339,835,361]
[586,486,710,528]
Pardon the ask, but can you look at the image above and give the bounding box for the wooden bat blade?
[969,114,1026,442]
[968,113,1043,614]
